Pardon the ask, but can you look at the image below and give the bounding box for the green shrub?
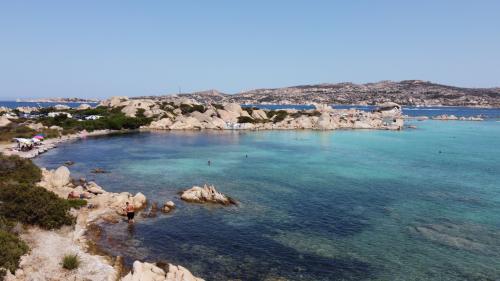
[0,155,41,185]
[237,116,255,123]
[62,254,80,270]
[136,108,146,118]
[0,183,75,229]
[179,104,205,114]
[0,229,28,278]
[66,199,87,209]
[0,124,36,142]
[266,110,288,123]
[0,155,75,229]
[212,104,224,110]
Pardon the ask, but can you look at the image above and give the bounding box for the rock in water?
[121,260,205,281]
[162,201,176,213]
[180,184,236,205]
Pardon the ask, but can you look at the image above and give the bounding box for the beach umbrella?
[33,135,44,140]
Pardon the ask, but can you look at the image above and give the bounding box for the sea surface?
[34,119,500,281]
[0,101,98,109]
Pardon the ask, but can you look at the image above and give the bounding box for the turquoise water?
[35,120,500,281]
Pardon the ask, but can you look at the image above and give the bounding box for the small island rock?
[181,184,236,205]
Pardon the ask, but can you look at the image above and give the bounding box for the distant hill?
[136,80,500,107]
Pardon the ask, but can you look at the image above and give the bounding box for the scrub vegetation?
[0,155,81,277]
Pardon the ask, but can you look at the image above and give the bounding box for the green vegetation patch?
[0,228,28,278]
[62,254,80,270]
[237,116,256,124]
[0,155,75,229]
[266,110,288,123]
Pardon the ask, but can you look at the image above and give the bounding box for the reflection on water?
[35,120,500,280]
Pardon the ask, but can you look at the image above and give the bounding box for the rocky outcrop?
[99,96,129,107]
[316,112,338,130]
[149,118,173,129]
[39,166,71,190]
[162,201,176,213]
[77,103,92,110]
[180,184,236,205]
[251,109,267,120]
[432,114,459,120]
[216,109,239,123]
[54,104,70,110]
[170,116,202,130]
[121,261,204,281]
[0,115,12,127]
[376,102,402,117]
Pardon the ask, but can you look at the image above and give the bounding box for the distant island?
[15,97,100,103]
[135,80,500,108]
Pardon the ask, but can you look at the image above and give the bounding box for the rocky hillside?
[137,81,500,107]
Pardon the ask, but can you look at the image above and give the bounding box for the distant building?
[48,112,72,118]
[84,115,102,120]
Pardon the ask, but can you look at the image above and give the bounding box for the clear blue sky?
[0,0,499,99]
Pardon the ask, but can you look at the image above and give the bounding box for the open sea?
[34,118,500,281]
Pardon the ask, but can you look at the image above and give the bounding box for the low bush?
[62,254,80,270]
[237,116,255,124]
[0,154,41,185]
[0,155,75,229]
[179,104,205,114]
[212,104,224,110]
[0,125,36,142]
[266,110,288,123]
[66,199,87,209]
[0,183,75,229]
[0,229,28,278]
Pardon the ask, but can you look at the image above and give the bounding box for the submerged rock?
[162,201,176,213]
[180,184,236,205]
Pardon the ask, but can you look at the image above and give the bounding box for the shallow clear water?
[35,120,500,281]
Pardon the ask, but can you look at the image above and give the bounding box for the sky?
[0,0,499,100]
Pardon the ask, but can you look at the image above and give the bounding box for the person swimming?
[208,160,211,166]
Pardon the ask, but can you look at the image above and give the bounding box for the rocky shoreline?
[2,148,206,281]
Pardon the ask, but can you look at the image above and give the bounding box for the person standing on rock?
[125,202,135,223]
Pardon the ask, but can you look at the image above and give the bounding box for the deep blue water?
[0,101,98,109]
[34,120,500,281]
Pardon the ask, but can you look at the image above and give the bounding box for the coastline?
[2,130,205,281]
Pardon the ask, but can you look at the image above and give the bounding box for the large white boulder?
[51,166,71,188]
[99,96,129,107]
[133,192,147,209]
[181,184,236,205]
[223,103,243,114]
[316,113,337,130]
[216,109,239,123]
[121,99,157,117]
[170,116,203,130]
[149,118,173,130]
[251,109,267,120]
[77,103,92,110]
[54,104,70,110]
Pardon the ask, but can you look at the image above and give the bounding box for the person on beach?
[125,202,135,223]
